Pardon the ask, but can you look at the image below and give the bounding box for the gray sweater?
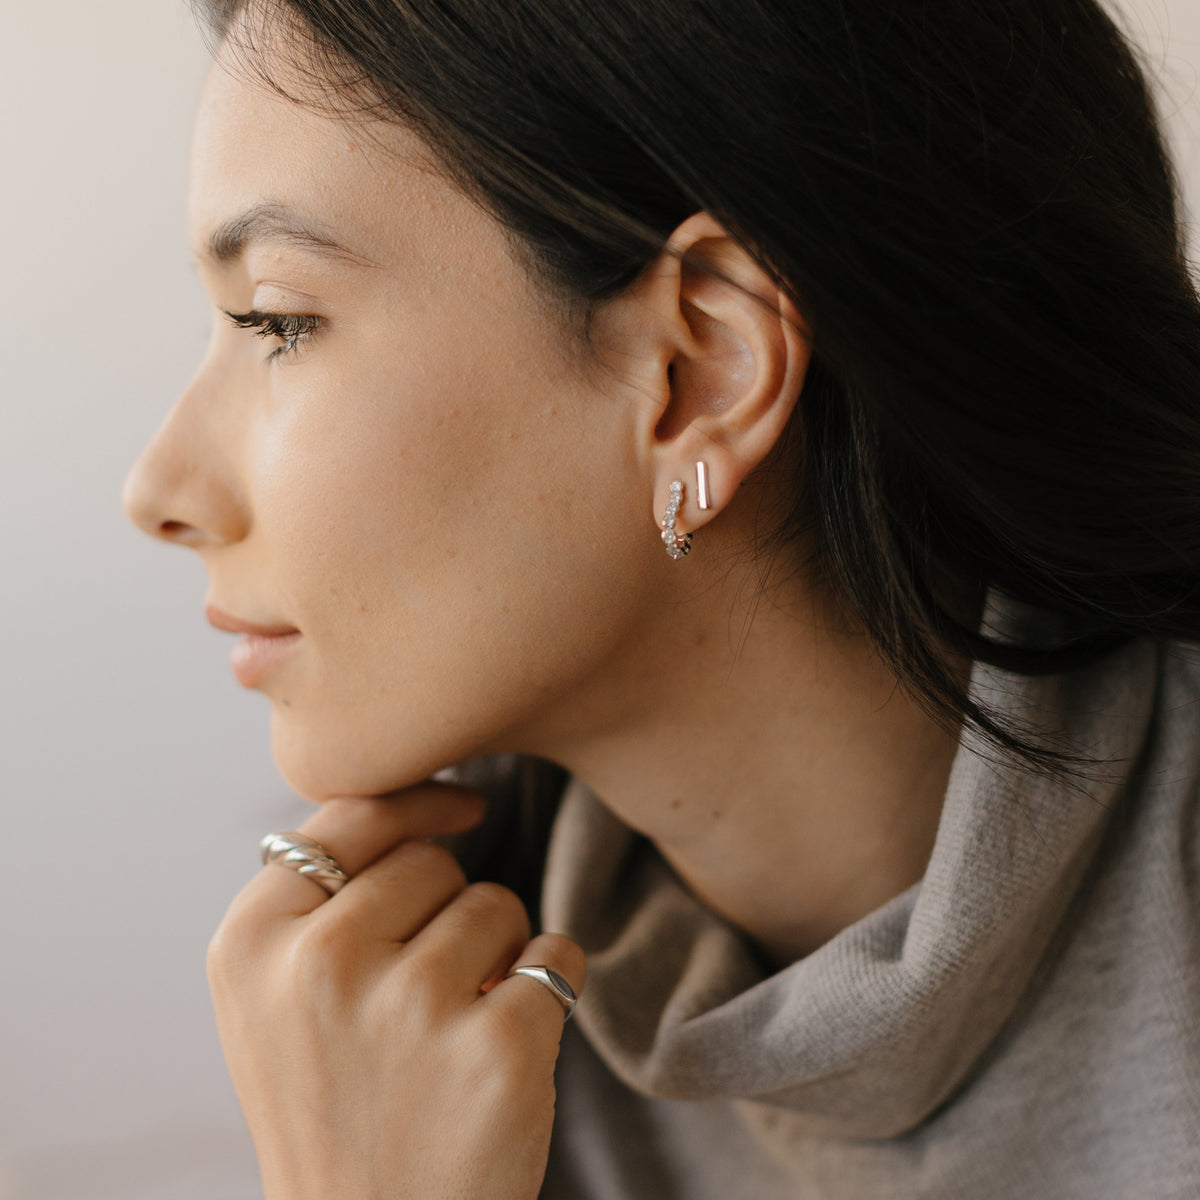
[445,591,1200,1198]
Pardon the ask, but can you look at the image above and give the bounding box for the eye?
[222,308,321,362]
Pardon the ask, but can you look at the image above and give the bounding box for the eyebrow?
[201,201,379,268]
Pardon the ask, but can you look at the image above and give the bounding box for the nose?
[122,384,249,549]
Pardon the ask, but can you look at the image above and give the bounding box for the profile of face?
[122,31,809,804]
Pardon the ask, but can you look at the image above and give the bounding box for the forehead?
[186,47,465,270]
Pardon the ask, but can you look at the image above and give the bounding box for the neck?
[501,524,972,966]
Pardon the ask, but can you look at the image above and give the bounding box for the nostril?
[160,520,197,542]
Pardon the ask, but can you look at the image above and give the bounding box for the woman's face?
[123,45,665,802]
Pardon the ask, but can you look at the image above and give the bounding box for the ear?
[610,212,812,544]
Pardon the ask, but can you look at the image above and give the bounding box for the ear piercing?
[659,461,709,560]
[661,480,692,559]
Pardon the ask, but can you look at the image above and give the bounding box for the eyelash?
[222,308,321,362]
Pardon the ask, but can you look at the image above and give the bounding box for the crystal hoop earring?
[661,480,692,560]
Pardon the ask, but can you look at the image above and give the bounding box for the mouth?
[205,603,302,688]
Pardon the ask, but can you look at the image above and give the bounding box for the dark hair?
[196,0,1200,784]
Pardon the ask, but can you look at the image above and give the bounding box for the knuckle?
[204,927,235,986]
[205,910,262,987]
[287,914,349,964]
[389,958,454,1030]
[388,837,466,888]
[270,923,362,1014]
[464,881,530,932]
[466,879,511,902]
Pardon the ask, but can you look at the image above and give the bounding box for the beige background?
[1,3,1197,1197]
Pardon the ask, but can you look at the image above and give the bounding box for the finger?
[310,837,469,943]
[401,881,532,995]
[486,933,586,1031]
[239,782,486,921]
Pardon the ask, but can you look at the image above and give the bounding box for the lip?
[229,630,303,688]
[206,603,299,638]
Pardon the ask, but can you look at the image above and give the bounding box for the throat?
[647,707,962,969]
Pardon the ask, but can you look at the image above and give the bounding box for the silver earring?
[696,460,711,510]
[660,480,692,560]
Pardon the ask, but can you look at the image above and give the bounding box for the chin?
[268,711,451,803]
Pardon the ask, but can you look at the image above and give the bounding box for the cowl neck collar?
[540,592,1158,1138]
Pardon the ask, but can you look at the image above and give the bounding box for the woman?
[121,0,1200,1195]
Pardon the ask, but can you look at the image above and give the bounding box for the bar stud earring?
[696,460,711,510]
[661,480,692,560]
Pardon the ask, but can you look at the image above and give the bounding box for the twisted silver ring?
[506,965,577,1022]
[259,831,349,897]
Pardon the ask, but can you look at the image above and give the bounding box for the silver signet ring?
[506,965,577,1022]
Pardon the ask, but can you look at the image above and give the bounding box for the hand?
[206,782,586,1200]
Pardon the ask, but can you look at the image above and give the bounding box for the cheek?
[252,326,648,799]
[253,356,457,657]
